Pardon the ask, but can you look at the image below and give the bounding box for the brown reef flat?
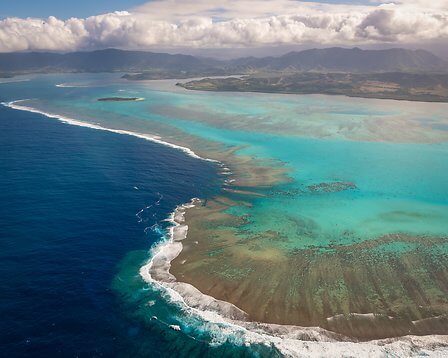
[171,198,448,340]
[160,119,448,340]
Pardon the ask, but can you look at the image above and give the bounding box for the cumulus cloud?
[0,16,87,52]
[0,1,447,52]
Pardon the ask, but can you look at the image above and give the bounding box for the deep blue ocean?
[0,105,269,357]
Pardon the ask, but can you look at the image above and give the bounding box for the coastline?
[177,73,448,104]
[178,85,448,103]
[3,100,448,356]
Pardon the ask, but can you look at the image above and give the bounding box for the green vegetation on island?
[2,47,448,103]
[178,72,448,102]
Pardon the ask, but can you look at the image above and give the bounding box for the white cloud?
[132,0,372,21]
[371,0,448,10]
[0,1,447,52]
[0,16,87,52]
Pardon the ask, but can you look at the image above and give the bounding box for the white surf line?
[55,83,91,88]
[139,199,448,357]
[2,100,218,163]
[55,83,107,88]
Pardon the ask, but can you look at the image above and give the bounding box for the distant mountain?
[228,48,448,73]
[0,47,447,76]
[0,48,220,74]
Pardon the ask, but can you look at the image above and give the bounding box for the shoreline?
[3,100,448,356]
[179,85,448,104]
[177,74,448,104]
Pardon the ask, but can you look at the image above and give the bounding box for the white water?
[2,100,217,162]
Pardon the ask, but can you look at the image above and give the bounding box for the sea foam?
[2,100,217,162]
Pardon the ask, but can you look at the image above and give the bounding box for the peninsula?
[178,72,448,103]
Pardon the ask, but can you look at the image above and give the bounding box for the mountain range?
[1,47,447,77]
[228,47,448,73]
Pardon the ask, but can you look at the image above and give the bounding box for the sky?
[0,0,447,56]
[0,1,147,19]
[0,1,372,19]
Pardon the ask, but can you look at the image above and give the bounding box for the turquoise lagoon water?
[12,73,448,250]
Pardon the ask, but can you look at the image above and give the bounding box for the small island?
[97,97,144,102]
